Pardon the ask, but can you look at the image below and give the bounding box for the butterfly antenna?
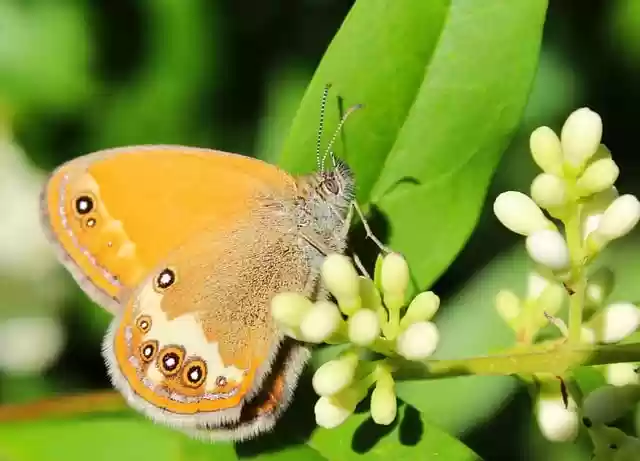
[321,103,363,169]
[316,84,332,172]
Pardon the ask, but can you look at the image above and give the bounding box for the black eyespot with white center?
[136,315,152,333]
[182,358,207,388]
[139,340,158,363]
[156,268,176,290]
[215,376,227,388]
[75,196,94,215]
[157,346,185,376]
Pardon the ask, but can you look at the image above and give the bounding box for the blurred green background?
[0,1,639,460]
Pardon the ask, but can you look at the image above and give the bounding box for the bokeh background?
[0,1,639,460]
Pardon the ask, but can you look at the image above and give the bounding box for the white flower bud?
[581,187,619,240]
[588,302,640,343]
[299,300,342,343]
[527,271,553,299]
[493,191,554,236]
[591,195,640,244]
[529,126,563,175]
[581,327,596,344]
[312,353,359,397]
[370,377,397,425]
[495,290,521,324]
[271,292,313,330]
[531,173,567,209]
[605,363,640,387]
[585,267,614,307]
[576,158,619,196]
[321,254,361,314]
[535,396,579,442]
[314,396,353,429]
[560,107,603,170]
[396,321,439,360]
[582,384,640,426]
[400,291,440,329]
[380,252,410,307]
[536,283,565,317]
[348,308,380,346]
[525,230,570,271]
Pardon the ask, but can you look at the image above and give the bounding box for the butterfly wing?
[40,145,295,313]
[102,204,314,434]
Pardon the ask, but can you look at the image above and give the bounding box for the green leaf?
[308,404,481,460]
[280,0,548,289]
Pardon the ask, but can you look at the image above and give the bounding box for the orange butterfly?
[40,87,363,441]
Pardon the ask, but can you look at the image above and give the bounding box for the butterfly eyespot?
[155,268,176,290]
[136,315,152,333]
[85,217,97,228]
[74,195,94,215]
[215,375,228,388]
[139,340,158,362]
[322,176,340,195]
[182,359,207,388]
[157,346,185,376]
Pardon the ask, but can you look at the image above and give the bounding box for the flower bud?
[380,252,409,308]
[271,292,313,329]
[527,271,552,299]
[359,276,382,311]
[605,363,640,387]
[585,267,614,307]
[370,375,397,425]
[576,158,619,196]
[348,308,380,346]
[400,291,440,328]
[531,173,567,209]
[590,195,640,246]
[321,254,361,314]
[560,107,603,170]
[525,230,570,271]
[536,283,565,317]
[314,396,353,429]
[299,300,342,343]
[535,396,579,442]
[396,321,439,360]
[587,302,640,343]
[582,384,640,426]
[495,290,521,324]
[493,191,554,236]
[581,187,619,240]
[529,126,563,175]
[312,353,359,397]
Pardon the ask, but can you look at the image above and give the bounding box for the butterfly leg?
[351,201,390,254]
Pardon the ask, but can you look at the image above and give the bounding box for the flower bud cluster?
[271,252,441,429]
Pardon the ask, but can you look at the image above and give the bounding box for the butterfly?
[39,86,366,441]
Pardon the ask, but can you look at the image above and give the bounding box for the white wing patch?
[135,282,245,389]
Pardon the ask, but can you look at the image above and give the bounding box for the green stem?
[392,341,640,381]
[564,202,586,344]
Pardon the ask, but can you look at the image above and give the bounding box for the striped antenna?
[316,84,332,171]
[321,103,363,169]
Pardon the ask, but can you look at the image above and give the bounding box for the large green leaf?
[279,0,548,289]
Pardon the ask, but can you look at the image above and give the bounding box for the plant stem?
[564,202,586,344]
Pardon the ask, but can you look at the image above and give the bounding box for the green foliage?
[281,0,548,289]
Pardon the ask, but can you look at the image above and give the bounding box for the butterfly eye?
[158,346,185,376]
[155,268,176,290]
[139,340,158,362]
[74,195,94,215]
[322,176,340,195]
[136,315,152,333]
[182,358,207,388]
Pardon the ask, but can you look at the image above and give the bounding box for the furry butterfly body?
[40,145,355,441]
